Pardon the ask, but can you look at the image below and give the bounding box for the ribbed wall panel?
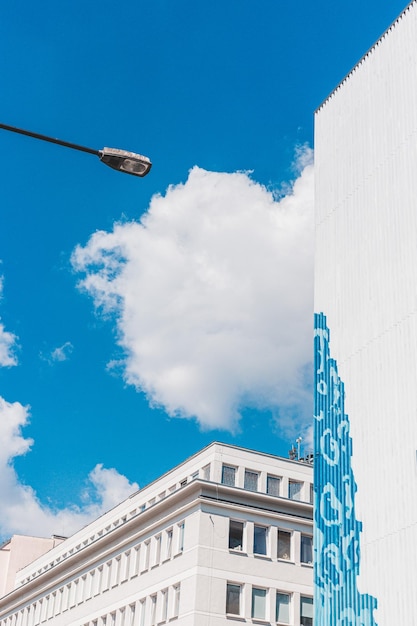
[315,2,417,624]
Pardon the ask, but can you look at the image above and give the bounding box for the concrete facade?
[314,2,417,623]
[0,443,313,626]
[0,536,65,599]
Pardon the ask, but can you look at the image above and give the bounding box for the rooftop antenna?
[296,437,302,461]
[288,445,297,461]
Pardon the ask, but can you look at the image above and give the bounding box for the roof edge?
[315,0,417,114]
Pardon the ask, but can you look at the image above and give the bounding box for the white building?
[314,1,417,624]
[0,443,313,626]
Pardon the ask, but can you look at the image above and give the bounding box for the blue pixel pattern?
[314,313,378,625]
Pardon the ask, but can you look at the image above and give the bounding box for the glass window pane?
[226,584,241,615]
[289,481,303,500]
[276,593,290,624]
[267,475,280,496]
[229,520,244,550]
[300,596,313,625]
[222,465,236,487]
[253,526,267,555]
[251,588,266,619]
[244,470,258,492]
[301,535,313,564]
[277,530,291,560]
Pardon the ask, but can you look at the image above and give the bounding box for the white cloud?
[41,341,74,364]
[72,150,314,434]
[0,396,138,540]
[0,276,18,367]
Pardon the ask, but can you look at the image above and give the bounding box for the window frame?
[228,519,245,552]
[253,524,268,556]
[300,534,313,565]
[300,595,313,626]
[266,474,281,497]
[244,469,259,492]
[251,586,267,620]
[277,529,292,561]
[226,582,242,616]
[221,465,237,487]
[288,480,303,501]
[276,591,291,625]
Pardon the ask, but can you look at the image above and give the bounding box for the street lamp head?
[99,147,152,178]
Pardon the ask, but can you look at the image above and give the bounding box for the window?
[121,551,130,581]
[55,589,63,615]
[276,592,290,624]
[161,589,168,622]
[253,525,267,555]
[244,469,258,492]
[139,599,146,626]
[222,465,236,487]
[131,545,140,577]
[178,522,185,553]
[143,541,150,570]
[277,530,292,560]
[111,557,121,586]
[77,576,85,603]
[288,481,303,501]
[173,584,180,618]
[42,596,49,620]
[127,604,136,626]
[166,528,173,559]
[202,464,210,480]
[309,483,314,504]
[95,567,102,595]
[301,535,313,564]
[150,595,157,626]
[266,474,281,496]
[102,561,111,591]
[300,596,313,626]
[226,583,241,615]
[251,587,266,620]
[86,570,94,598]
[229,520,244,551]
[153,534,161,566]
[69,581,77,607]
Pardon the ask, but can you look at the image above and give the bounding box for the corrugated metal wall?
[315,2,417,624]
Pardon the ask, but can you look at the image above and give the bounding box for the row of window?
[5,525,185,626]
[226,582,313,625]
[229,520,313,565]
[221,465,313,502]
[81,584,181,626]
[0,585,181,626]
[19,460,201,586]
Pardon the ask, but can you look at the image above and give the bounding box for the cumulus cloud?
[0,397,138,540]
[0,276,18,367]
[72,150,314,434]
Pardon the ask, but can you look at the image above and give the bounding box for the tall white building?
[314,1,417,624]
[0,443,313,626]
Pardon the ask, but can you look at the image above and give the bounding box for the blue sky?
[0,0,407,539]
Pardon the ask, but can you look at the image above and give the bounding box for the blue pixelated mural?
[314,313,378,625]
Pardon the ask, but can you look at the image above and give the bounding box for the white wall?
[315,2,417,623]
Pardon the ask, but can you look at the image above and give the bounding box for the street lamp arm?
[0,122,99,156]
[0,122,152,177]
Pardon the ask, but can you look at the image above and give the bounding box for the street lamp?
[0,122,152,178]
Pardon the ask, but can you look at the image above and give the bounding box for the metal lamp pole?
[0,122,152,178]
